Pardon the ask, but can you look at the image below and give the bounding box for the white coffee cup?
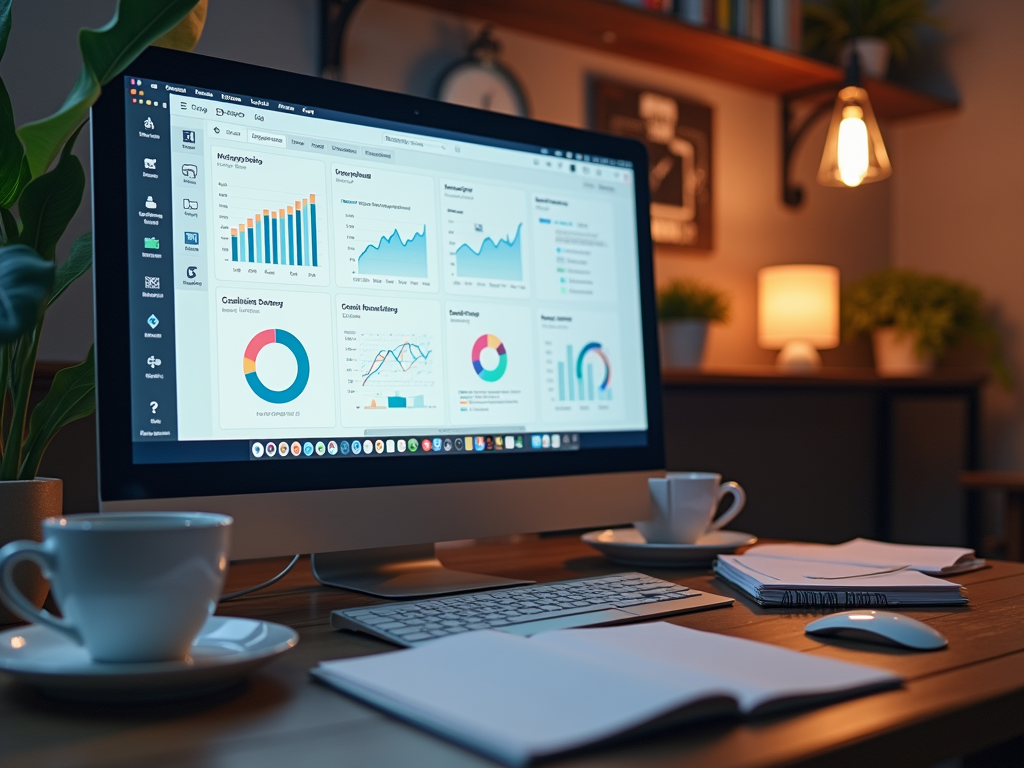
[637,472,746,544]
[0,512,232,663]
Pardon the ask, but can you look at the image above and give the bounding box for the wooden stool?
[960,471,1024,561]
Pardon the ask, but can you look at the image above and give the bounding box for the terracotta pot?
[659,319,709,369]
[0,478,62,625]
[872,327,935,377]
[839,37,892,79]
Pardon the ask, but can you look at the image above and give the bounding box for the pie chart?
[243,329,310,404]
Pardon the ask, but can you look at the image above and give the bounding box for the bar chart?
[214,150,328,286]
[231,194,319,267]
[539,310,623,422]
[557,342,612,402]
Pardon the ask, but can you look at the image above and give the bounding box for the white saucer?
[581,528,757,568]
[0,615,298,702]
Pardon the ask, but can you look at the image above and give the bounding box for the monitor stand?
[311,544,533,598]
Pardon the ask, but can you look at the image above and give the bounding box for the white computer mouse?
[805,610,948,650]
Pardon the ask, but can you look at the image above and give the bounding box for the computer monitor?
[91,48,663,597]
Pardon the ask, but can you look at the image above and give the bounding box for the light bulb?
[836,105,869,187]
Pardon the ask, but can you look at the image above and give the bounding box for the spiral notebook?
[313,622,901,766]
[715,551,969,607]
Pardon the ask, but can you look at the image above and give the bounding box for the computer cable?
[219,554,302,602]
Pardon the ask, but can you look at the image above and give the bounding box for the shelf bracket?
[781,83,840,207]
[320,0,367,80]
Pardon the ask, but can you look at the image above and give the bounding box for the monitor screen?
[93,49,661,505]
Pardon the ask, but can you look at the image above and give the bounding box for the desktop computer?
[91,48,665,599]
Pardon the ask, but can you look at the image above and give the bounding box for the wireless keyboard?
[331,572,733,646]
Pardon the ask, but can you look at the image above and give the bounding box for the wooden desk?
[3,535,1024,767]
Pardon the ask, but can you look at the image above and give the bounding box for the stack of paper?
[714,539,979,607]
[313,623,900,766]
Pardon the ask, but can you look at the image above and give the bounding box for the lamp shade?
[758,265,840,350]
[817,86,892,188]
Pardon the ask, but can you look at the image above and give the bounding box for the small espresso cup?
[0,512,231,663]
[636,472,746,544]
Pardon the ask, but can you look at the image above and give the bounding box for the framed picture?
[591,78,713,251]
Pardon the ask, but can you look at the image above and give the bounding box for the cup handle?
[0,540,81,645]
[707,482,746,532]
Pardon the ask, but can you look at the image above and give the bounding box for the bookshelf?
[393,0,957,120]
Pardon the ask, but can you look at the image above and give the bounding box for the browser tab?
[288,136,307,149]
[330,142,359,157]
[361,147,394,162]
[249,129,285,147]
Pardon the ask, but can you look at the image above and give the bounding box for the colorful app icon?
[251,442,264,458]
[552,434,561,449]
[291,441,302,456]
[454,438,463,451]
[351,439,361,455]
[515,436,524,449]
[375,439,385,454]
[421,438,432,453]
[385,439,395,453]
[465,436,473,450]
[495,436,504,450]
[443,439,453,452]
[506,435,515,450]
[143,236,160,250]
[327,440,338,455]
[531,435,542,449]
[408,438,419,452]
[542,434,551,448]
[278,441,289,457]
[474,436,485,451]
[303,441,314,456]
[485,436,494,451]
[265,441,277,457]
[315,441,326,456]
[363,439,374,455]
[432,438,442,452]
[397,439,407,453]
[339,440,350,455]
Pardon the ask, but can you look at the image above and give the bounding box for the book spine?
[676,0,706,25]
[731,0,749,37]
[751,0,765,42]
[766,0,786,50]
[789,0,802,52]
[779,591,890,608]
[717,0,730,32]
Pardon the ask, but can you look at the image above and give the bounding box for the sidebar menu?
[124,80,178,441]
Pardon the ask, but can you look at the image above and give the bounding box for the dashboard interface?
[123,76,649,465]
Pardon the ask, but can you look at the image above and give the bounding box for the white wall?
[891,0,1024,470]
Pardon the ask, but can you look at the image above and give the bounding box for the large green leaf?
[19,346,95,480]
[16,129,85,261]
[49,231,92,307]
[0,77,28,208]
[154,0,207,52]
[0,244,53,343]
[16,0,204,178]
[0,0,11,63]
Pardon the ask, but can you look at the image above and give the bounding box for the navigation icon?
[144,158,156,170]
[146,355,162,369]
[182,199,198,210]
[144,117,155,130]
[147,314,159,329]
[181,164,197,178]
[182,129,196,143]
[144,196,157,209]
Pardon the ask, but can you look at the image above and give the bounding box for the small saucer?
[0,615,298,703]
[581,528,757,568]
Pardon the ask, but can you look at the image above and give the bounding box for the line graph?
[455,223,523,281]
[362,340,432,385]
[358,227,428,278]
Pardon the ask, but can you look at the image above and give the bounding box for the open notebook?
[746,539,985,576]
[313,622,901,766]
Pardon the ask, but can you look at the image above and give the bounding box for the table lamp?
[758,265,840,371]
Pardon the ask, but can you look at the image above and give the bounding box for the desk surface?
[3,534,1024,768]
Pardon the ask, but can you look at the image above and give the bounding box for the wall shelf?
[394,0,957,120]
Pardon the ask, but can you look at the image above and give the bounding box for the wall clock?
[434,27,529,117]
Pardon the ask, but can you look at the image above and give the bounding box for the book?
[313,622,901,766]
[715,553,969,607]
[747,538,986,576]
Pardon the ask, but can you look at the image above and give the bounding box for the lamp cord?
[219,554,302,602]
[847,0,862,85]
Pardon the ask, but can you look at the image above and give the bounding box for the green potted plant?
[657,279,730,369]
[0,0,207,624]
[803,0,942,79]
[842,269,1009,382]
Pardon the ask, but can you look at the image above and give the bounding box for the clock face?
[436,62,526,117]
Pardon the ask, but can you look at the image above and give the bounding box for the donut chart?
[471,333,507,382]
[243,329,310,404]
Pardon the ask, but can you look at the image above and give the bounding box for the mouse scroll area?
[805,610,948,651]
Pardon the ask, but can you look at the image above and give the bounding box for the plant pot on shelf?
[659,319,709,369]
[872,327,935,378]
[0,478,62,625]
[839,37,892,79]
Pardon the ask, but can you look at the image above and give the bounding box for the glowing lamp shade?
[758,265,840,370]
[818,86,891,188]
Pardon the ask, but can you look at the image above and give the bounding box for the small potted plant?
[0,0,207,624]
[803,0,942,79]
[842,269,1009,382]
[657,279,730,369]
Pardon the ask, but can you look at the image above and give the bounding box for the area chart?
[455,224,523,282]
[358,227,428,278]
